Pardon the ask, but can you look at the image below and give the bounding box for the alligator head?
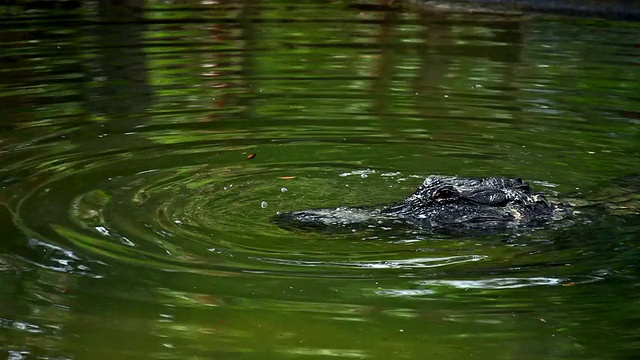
[274,175,561,233]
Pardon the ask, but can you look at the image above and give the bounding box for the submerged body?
[274,175,569,233]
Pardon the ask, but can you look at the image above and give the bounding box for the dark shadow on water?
[78,0,153,152]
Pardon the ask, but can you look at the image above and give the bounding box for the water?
[1,1,639,359]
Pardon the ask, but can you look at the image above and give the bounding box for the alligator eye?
[433,187,459,203]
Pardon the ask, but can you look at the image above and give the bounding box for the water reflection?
[0,0,639,359]
[84,0,152,148]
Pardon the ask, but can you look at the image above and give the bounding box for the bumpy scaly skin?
[274,175,565,232]
[382,175,556,227]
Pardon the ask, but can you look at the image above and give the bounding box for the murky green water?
[1,1,639,359]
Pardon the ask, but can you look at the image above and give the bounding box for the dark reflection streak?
[77,0,153,152]
[412,11,525,125]
[236,0,260,120]
[497,19,524,128]
[370,0,399,120]
[414,10,449,120]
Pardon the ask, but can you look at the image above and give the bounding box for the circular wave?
[10,145,518,278]
[8,143,610,285]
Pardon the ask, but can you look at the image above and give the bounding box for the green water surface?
[1,1,639,359]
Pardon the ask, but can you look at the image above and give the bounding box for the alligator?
[274,175,577,234]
